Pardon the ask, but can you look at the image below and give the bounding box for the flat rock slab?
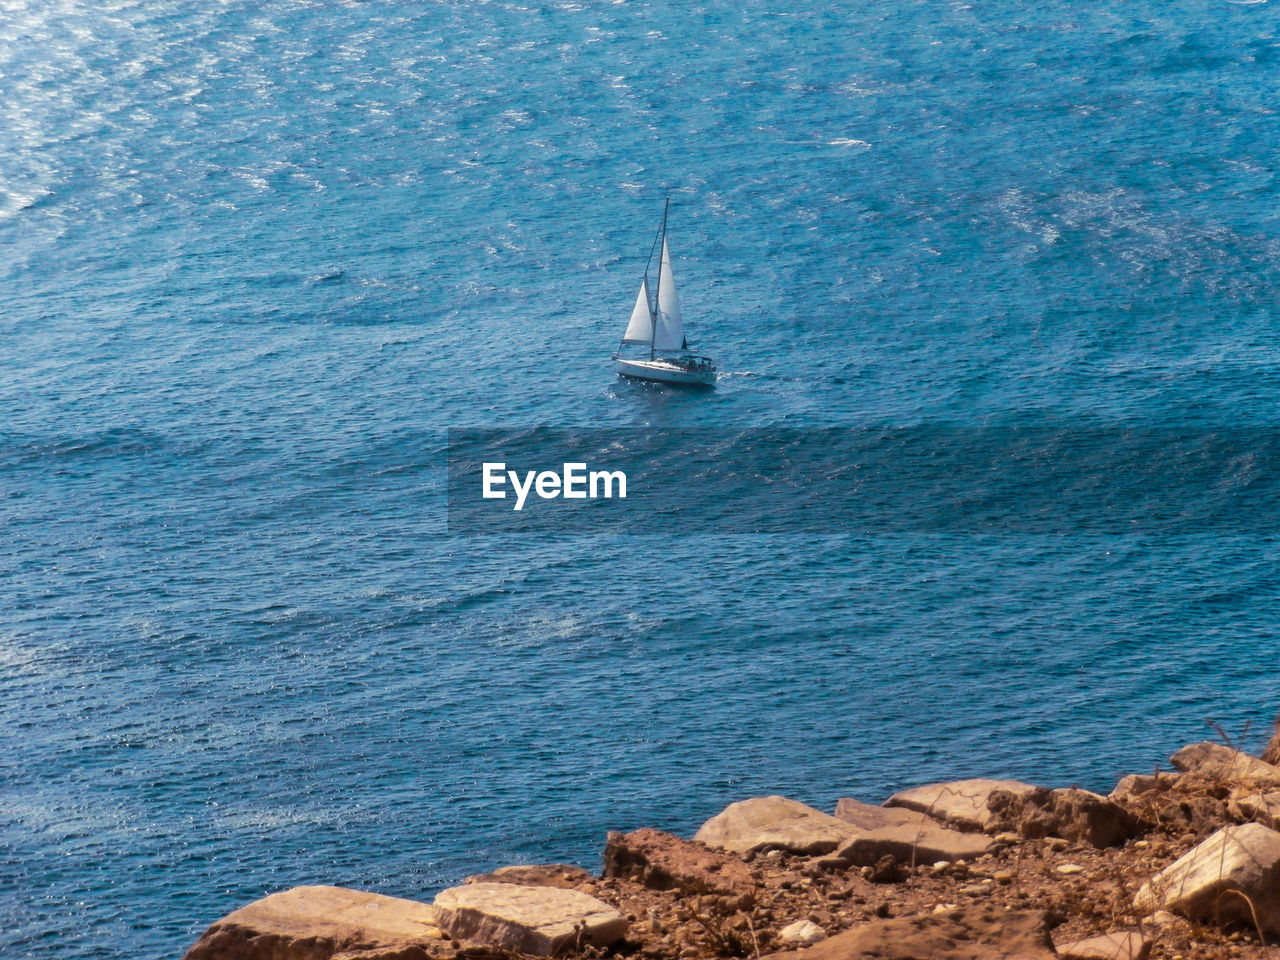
[1134,822,1280,934]
[832,797,993,866]
[761,908,1054,960]
[602,828,756,895]
[433,882,626,955]
[694,795,857,856]
[1055,930,1150,960]
[463,864,593,889]
[883,778,1040,832]
[183,885,445,960]
[1170,742,1280,786]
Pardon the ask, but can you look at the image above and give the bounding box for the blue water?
[4,1,1280,957]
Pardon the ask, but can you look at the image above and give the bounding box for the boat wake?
[718,369,806,382]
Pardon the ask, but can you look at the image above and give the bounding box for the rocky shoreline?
[183,730,1280,960]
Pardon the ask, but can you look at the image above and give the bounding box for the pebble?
[1046,837,1069,851]
[1057,863,1084,875]
[1132,839,1150,849]
[959,884,990,896]
[993,871,1014,884]
[778,920,826,946]
[932,860,951,872]
[1152,910,1179,926]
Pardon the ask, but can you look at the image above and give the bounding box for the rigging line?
[643,213,664,292]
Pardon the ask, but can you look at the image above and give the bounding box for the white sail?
[653,238,684,351]
[621,277,653,344]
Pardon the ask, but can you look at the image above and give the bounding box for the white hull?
[615,357,716,387]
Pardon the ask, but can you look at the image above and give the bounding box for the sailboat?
[612,200,717,387]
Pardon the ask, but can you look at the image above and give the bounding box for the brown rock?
[760,908,1054,960]
[863,854,909,884]
[883,779,1040,832]
[464,865,592,889]
[433,883,626,955]
[1109,773,1179,800]
[182,885,445,960]
[1134,822,1280,934]
[1262,718,1280,766]
[1149,792,1231,836]
[987,787,1142,848]
[1170,742,1280,786]
[1229,789,1280,826]
[693,796,857,856]
[601,828,756,896]
[831,797,993,867]
[1055,930,1150,960]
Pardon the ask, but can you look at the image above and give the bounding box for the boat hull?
[615,357,716,387]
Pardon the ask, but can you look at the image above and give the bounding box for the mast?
[650,197,668,361]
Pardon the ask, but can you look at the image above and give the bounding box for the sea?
[4,1,1280,957]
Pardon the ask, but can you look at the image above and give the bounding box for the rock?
[760,908,1054,960]
[182,885,445,960]
[830,797,993,867]
[777,920,826,946]
[883,778,1040,832]
[1170,742,1280,786]
[1055,930,1150,960]
[1055,788,1143,846]
[1262,721,1280,766]
[693,796,857,856]
[464,864,592,889]
[805,855,849,874]
[1110,773,1179,800]
[1134,822,1280,934]
[602,828,755,896]
[1142,789,1231,837]
[863,854,909,884]
[432,882,626,955]
[1057,863,1084,875]
[1230,789,1280,825]
[987,787,1142,848]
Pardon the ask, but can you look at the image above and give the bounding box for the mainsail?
[652,238,684,352]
